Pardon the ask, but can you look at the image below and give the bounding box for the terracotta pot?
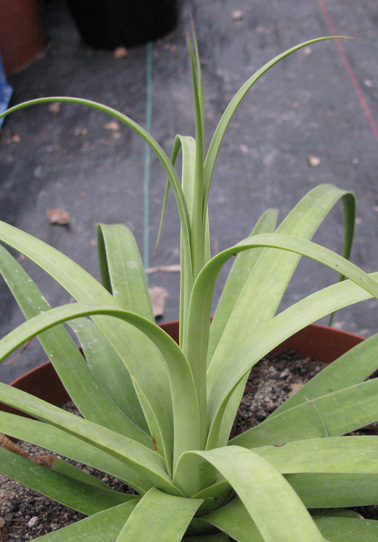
[0,322,365,417]
[0,0,48,76]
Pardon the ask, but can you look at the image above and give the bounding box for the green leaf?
[312,509,362,519]
[97,224,154,320]
[208,273,377,449]
[0,410,153,494]
[184,535,230,542]
[0,222,175,468]
[201,498,378,542]
[31,501,138,541]
[69,317,148,433]
[270,332,378,417]
[209,185,355,370]
[0,244,150,444]
[197,231,377,405]
[0,383,180,495]
[201,237,378,445]
[201,497,264,542]
[187,447,325,542]
[254,436,378,473]
[208,207,279,362]
[0,301,201,472]
[230,378,378,449]
[51,457,110,489]
[314,516,378,542]
[115,487,202,542]
[0,446,136,515]
[175,135,197,347]
[288,473,378,508]
[186,35,206,281]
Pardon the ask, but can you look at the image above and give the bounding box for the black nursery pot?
[65,0,179,49]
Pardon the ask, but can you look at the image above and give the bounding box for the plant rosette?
[0,32,377,542]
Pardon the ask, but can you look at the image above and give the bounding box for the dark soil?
[0,349,376,540]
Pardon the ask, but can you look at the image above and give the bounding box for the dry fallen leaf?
[149,286,169,317]
[104,121,120,131]
[0,433,30,458]
[232,10,244,21]
[114,46,128,59]
[48,102,61,114]
[47,208,71,225]
[0,433,54,468]
[74,127,88,136]
[146,264,180,274]
[307,155,321,167]
[31,455,55,468]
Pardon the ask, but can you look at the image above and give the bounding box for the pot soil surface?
[1,349,376,540]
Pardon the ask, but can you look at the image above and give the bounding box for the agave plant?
[0,34,378,542]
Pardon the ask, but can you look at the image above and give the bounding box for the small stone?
[363,78,373,88]
[27,517,39,527]
[304,46,312,56]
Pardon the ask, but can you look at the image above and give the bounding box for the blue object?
[0,55,13,128]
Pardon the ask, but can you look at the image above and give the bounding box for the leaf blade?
[116,487,202,542]
[0,446,136,515]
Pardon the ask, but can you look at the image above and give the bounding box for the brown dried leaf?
[31,455,55,469]
[47,208,71,225]
[48,102,61,114]
[149,286,169,317]
[146,264,180,274]
[0,433,30,459]
[104,121,120,131]
[114,46,128,59]
[307,155,321,167]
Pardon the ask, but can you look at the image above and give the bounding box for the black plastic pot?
[65,0,179,49]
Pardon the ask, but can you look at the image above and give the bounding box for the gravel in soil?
[1,349,377,540]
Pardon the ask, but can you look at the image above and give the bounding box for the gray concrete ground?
[0,0,377,382]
